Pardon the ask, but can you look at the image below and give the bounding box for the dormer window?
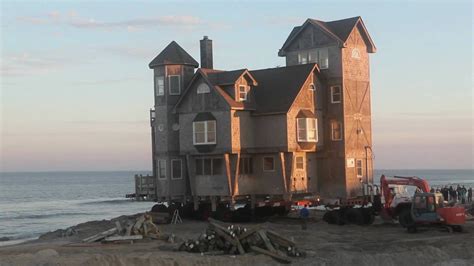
[197,83,210,94]
[297,48,328,69]
[238,85,247,101]
[169,75,181,95]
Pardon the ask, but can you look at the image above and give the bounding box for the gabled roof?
[173,69,247,112]
[149,41,199,68]
[279,16,376,55]
[250,63,318,115]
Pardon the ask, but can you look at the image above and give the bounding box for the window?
[295,156,304,170]
[297,118,318,142]
[331,121,343,141]
[239,157,253,175]
[197,83,210,94]
[171,159,182,179]
[331,86,341,103]
[238,85,247,101]
[309,83,316,91]
[318,48,328,69]
[157,159,166,179]
[356,159,363,177]
[195,158,223,175]
[169,75,181,95]
[298,48,329,69]
[156,76,164,96]
[352,48,361,59]
[193,120,216,145]
[263,156,275,172]
[298,51,308,64]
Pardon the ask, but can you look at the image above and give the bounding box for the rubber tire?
[398,208,414,228]
[334,210,346,226]
[452,225,463,233]
[344,208,365,225]
[323,211,336,224]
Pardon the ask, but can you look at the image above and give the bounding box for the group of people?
[432,185,473,204]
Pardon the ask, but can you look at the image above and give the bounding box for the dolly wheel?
[452,225,463,233]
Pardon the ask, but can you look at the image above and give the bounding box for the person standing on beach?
[300,205,309,230]
[468,187,473,203]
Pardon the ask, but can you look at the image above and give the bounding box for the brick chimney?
[200,36,213,69]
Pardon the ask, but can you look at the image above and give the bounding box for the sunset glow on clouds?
[1,1,472,171]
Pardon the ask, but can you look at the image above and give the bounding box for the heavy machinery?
[406,192,466,233]
[323,175,431,226]
[323,175,467,231]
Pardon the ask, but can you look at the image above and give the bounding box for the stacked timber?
[178,218,304,263]
[82,213,163,243]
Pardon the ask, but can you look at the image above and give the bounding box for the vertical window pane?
[212,158,223,175]
[172,160,182,179]
[332,122,342,140]
[207,121,216,143]
[297,118,307,141]
[319,48,328,69]
[263,157,274,171]
[156,76,164,96]
[296,157,304,170]
[203,159,212,175]
[356,160,363,177]
[309,50,318,63]
[158,160,166,179]
[169,75,181,95]
[196,159,203,175]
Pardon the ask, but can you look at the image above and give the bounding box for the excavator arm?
[380,175,430,209]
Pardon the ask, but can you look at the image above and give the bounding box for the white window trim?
[263,156,275,172]
[356,159,363,178]
[156,76,164,96]
[168,75,181,95]
[238,85,247,101]
[330,85,341,103]
[297,118,318,142]
[193,120,217,145]
[157,159,166,180]
[171,159,182,180]
[309,83,315,91]
[295,156,305,170]
[331,121,343,141]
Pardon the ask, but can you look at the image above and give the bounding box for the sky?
[0,0,472,171]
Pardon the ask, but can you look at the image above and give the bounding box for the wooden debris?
[82,228,117,243]
[178,219,304,262]
[257,230,276,253]
[82,213,163,244]
[103,235,143,242]
[250,246,292,264]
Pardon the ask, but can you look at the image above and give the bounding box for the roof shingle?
[250,63,317,115]
[149,41,199,68]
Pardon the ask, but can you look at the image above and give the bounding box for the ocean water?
[0,169,473,246]
[0,171,155,246]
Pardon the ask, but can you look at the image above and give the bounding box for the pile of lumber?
[178,218,304,263]
[82,213,160,243]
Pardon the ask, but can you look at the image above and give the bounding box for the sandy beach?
[1,210,473,266]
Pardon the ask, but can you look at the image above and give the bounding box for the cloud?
[0,52,67,77]
[17,11,202,32]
